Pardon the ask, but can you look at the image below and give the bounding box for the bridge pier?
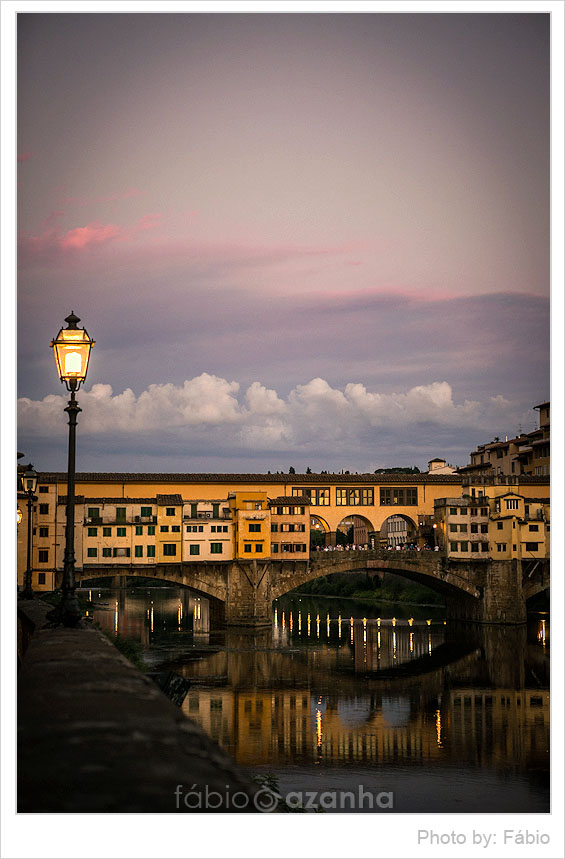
[445,560,527,624]
[225,561,272,626]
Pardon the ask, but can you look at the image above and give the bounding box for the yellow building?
[228,491,271,560]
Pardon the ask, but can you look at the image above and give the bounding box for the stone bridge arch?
[75,563,229,605]
[270,550,482,603]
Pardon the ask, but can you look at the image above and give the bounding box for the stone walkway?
[18,601,264,812]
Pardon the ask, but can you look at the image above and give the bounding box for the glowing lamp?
[51,312,95,390]
[17,508,22,525]
[21,465,38,495]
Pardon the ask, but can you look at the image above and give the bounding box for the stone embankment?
[18,601,262,812]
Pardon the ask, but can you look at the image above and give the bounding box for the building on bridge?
[434,490,550,562]
[17,469,549,592]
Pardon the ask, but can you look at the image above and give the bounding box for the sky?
[16,11,550,474]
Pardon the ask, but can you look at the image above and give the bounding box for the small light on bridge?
[426,619,432,626]
[376,617,381,626]
[408,617,414,626]
[391,617,396,627]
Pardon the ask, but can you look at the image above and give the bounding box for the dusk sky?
[17,12,550,474]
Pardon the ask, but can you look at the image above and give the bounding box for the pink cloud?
[135,212,162,232]
[17,152,33,163]
[59,222,123,250]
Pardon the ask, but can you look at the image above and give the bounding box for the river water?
[82,586,550,813]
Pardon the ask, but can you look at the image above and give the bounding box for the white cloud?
[18,374,517,459]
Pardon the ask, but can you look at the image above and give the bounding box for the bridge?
[75,548,549,626]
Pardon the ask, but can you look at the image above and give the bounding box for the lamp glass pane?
[53,328,92,381]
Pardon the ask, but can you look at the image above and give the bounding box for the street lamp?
[19,465,38,600]
[49,312,95,626]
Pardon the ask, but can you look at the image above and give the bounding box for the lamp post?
[20,465,38,600]
[49,312,95,626]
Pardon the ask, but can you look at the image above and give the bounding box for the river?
[81,585,550,813]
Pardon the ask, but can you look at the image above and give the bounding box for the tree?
[306,467,312,474]
[289,466,295,474]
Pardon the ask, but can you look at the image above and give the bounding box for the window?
[380,488,417,506]
[271,543,279,553]
[449,524,457,533]
[135,525,143,535]
[480,524,488,534]
[460,541,468,552]
[212,504,220,518]
[87,527,98,537]
[160,525,169,533]
[172,525,181,532]
[38,550,48,563]
[471,523,478,533]
[525,542,539,552]
[189,545,200,556]
[497,522,503,530]
[244,544,252,553]
[141,506,152,517]
[113,547,131,557]
[293,487,329,505]
[103,527,112,537]
[271,523,278,532]
[505,499,519,510]
[528,524,539,532]
[481,507,489,516]
[39,504,49,515]
[166,507,176,516]
[459,524,467,533]
[39,486,49,493]
[116,507,126,522]
[87,507,99,519]
[450,542,458,552]
[496,543,507,552]
[87,548,97,558]
[460,507,468,515]
[147,525,155,535]
[190,503,198,518]
[117,527,127,537]
[211,525,216,533]
[147,545,155,558]
[470,508,477,516]
[210,543,223,554]
[102,548,111,558]
[336,488,374,506]
[163,544,177,556]
[135,545,143,558]
[39,527,49,538]
[481,543,489,552]
[222,526,228,532]
[449,507,458,515]
[38,573,46,584]
[471,542,479,552]
[255,544,263,553]
[249,523,261,532]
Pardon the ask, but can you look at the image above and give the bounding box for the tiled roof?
[156,494,183,505]
[268,496,311,506]
[38,471,463,485]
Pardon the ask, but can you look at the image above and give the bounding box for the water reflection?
[82,587,549,812]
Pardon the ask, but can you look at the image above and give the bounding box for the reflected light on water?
[436,709,443,748]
